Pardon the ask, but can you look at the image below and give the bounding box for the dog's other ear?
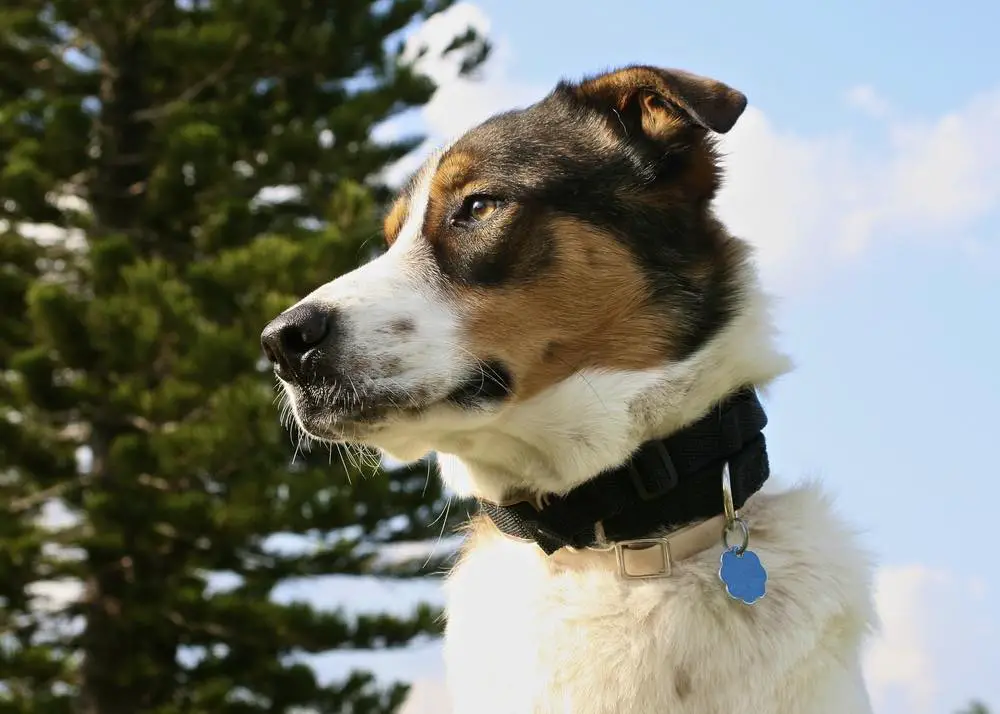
[573,65,747,139]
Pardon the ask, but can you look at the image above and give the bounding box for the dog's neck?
[479,385,771,554]
[433,262,791,505]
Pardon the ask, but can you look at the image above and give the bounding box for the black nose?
[260,303,333,379]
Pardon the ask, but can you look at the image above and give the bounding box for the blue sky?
[350,3,1000,712]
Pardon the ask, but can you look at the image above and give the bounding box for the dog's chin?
[282,359,514,444]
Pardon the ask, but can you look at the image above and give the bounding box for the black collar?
[478,387,770,555]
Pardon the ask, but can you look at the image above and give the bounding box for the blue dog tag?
[718,547,767,605]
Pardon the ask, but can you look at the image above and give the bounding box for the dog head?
[262,66,786,501]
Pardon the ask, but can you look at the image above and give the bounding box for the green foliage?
[957,702,992,714]
[0,1,486,712]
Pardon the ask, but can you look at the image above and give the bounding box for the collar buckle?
[614,538,672,579]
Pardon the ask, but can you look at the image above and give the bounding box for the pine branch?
[131,35,252,122]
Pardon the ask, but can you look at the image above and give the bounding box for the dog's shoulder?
[443,482,876,714]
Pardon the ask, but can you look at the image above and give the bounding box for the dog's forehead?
[450,106,549,156]
[444,99,602,180]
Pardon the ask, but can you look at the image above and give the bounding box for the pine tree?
[0,231,78,713]
[0,2,486,712]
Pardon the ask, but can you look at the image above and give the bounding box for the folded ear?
[573,65,747,138]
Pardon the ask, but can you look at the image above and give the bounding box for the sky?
[331,2,1000,713]
[23,2,1000,712]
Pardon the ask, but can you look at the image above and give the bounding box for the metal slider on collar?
[553,515,726,580]
[614,538,672,579]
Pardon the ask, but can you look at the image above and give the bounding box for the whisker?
[422,494,453,571]
[335,443,353,485]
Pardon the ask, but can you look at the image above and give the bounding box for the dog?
[261,65,876,714]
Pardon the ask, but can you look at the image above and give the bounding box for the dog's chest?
[443,537,742,714]
[441,488,876,714]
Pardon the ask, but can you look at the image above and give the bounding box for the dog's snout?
[261,303,335,378]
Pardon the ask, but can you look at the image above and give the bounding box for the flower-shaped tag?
[718,547,767,605]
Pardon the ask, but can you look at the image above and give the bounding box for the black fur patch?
[445,359,514,408]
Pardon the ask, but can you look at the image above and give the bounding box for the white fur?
[444,485,875,714]
[280,147,876,714]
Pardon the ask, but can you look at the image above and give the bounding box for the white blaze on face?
[293,152,469,398]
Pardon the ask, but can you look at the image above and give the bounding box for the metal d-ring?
[721,462,749,555]
[722,516,750,555]
[721,462,737,526]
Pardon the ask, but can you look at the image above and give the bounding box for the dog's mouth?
[442,359,513,407]
[283,359,514,440]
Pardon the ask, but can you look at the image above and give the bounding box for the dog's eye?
[453,195,501,225]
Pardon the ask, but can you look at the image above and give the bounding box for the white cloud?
[715,85,1000,290]
[863,564,999,714]
[714,107,855,289]
[402,2,547,136]
[400,3,491,89]
[876,90,1000,239]
[377,2,547,186]
[845,85,891,119]
[864,565,947,713]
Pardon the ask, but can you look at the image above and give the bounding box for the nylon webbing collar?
[478,387,770,555]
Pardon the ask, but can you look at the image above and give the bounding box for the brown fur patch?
[455,216,678,400]
[431,150,480,198]
[383,195,409,246]
[424,150,488,239]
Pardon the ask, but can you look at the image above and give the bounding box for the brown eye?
[454,195,502,225]
[470,197,498,220]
